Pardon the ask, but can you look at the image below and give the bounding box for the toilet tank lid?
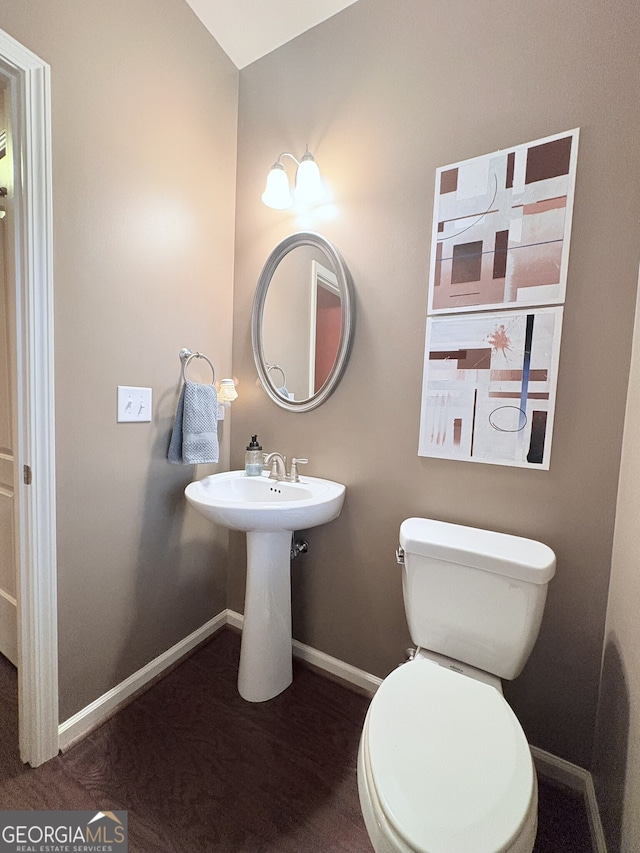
[399,517,556,584]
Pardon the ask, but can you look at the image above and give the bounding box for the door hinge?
[23,464,32,485]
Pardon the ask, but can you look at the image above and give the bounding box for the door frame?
[0,29,58,766]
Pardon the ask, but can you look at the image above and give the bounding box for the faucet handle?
[289,458,308,482]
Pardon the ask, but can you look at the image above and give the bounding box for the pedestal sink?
[185,470,346,702]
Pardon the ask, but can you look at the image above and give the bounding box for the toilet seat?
[364,658,536,853]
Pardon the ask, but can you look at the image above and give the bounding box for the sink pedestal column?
[238,530,292,702]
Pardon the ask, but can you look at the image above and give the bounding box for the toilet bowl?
[358,654,538,853]
[357,518,555,853]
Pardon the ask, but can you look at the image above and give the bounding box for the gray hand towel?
[168,380,219,464]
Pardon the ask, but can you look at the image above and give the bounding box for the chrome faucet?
[263,452,309,482]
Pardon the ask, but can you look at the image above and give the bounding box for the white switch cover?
[117,386,152,422]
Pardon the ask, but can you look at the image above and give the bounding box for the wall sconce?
[262,148,324,209]
[218,378,238,405]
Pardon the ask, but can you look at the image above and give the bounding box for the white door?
[0,88,17,666]
[0,27,58,766]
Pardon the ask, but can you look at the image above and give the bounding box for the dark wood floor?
[1,629,592,852]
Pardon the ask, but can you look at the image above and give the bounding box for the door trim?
[0,29,58,766]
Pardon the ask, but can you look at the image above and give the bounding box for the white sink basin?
[185,470,345,532]
[185,469,346,703]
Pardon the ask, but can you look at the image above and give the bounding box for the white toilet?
[357,517,556,853]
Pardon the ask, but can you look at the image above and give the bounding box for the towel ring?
[267,363,287,387]
[179,348,216,385]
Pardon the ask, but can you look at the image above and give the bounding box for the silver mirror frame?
[252,232,355,412]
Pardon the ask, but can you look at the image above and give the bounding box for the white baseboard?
[293,638,383,695]
[226,609,383,695]
[56,609,607,853]
[531,746,607,853]
[58,611,227,751]
[583,773,609,853]
[225,609,243,631]
[531,745,590,792]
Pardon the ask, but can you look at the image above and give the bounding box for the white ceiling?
[184,0,360,69]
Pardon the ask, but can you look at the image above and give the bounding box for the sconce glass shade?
[218,379,238,403]
[294,152,324,204]
[261,163,292,210]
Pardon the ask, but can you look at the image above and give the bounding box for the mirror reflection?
[263,247,341,400]
[252,232,354,412]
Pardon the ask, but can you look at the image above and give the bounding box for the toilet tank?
[399,518,556,680]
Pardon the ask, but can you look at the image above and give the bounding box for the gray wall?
[592,266,640,852]
[0,0,239,719]
[232,0,640,768]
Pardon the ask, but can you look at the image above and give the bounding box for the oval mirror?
[252,232,355,412]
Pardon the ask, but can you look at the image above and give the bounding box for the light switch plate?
[117,386,152,422]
